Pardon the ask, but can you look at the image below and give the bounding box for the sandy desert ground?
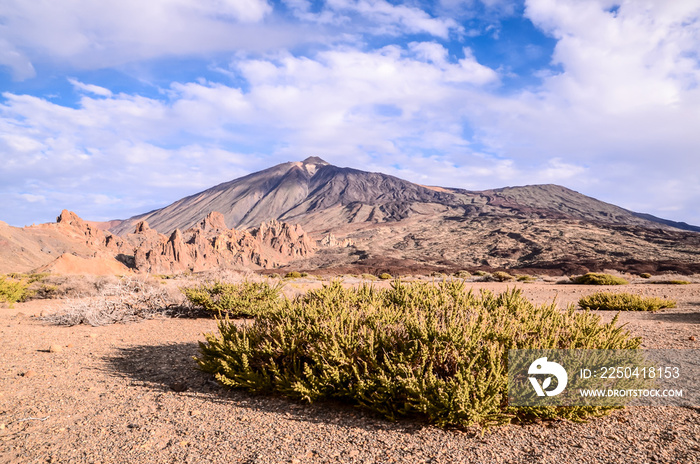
[1,278,699,464]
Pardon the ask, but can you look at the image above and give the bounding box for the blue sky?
[1,0,699,227]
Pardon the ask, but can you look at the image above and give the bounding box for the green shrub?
[378,272,392,280]
[573,273,628,285]
[578,292,676,312]
[198,280,640,429]
[492,271,515,282]
[284,271,302,279]
[7,272,49,283]
[453,270,472,279]
[639,273,652,279]
[516,274,537,282]
[182,281,282,317]
[473,270,488,276]
[0,275,32,308]
[650,280,690,285]
[300,272,309,277]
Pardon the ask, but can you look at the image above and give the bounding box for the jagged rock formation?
[129,212,314,274]
[0,210,313,274]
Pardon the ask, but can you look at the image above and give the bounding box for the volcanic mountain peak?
[110,158,697,238]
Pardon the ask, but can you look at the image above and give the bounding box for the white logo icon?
[528,357,568,397]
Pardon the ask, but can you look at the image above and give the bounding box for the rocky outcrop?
[130,213,314,274]
[319,233,354,248]
[0,209,314,275]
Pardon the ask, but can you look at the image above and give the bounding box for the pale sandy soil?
[1,280,699,464]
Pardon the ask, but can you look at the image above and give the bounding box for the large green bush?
[0,275,32,308]
[572,273,629,285]
[197,280,640,428]
[182,281,282,317]
[579,292,676,312]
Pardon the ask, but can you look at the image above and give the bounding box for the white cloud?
[0,0,291,79]
[283,0,463,38]
[68,79,113,97]
[0,38,36,80]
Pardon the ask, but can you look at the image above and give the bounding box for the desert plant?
[378,272,392,280]
[44,276,187,326]
[284,271,302,279]
[453,270,472,279]
[473,270,488,276]
[578,292,676,312]
[25,274,118,299]
[492,271,515,282]
[572,273,629,285]
[361,273,378,281]
[198,280,640,429]
[516,274,537,282]
[181,280,282,318]
[650,280,691,285]
[0,275,32,307]
[639,273,652,279]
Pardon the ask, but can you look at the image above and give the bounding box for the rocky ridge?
[0,210,313,274]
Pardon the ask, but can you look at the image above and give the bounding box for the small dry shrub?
[650,280,691,285]
[492,271,515,282]
[27,274,119,299]
[453,270,472,279]
[361,273,378,281]
[639,273,652,279]
[516,274,537,282]
[43,276,188,326]
[572,273,629,285]
[378,272,392,280]
[284,271,302,279]
[578,292,676,312]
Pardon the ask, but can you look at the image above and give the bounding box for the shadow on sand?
[102,342,431,435]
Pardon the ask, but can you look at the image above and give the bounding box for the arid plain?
[2,275,699,464]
